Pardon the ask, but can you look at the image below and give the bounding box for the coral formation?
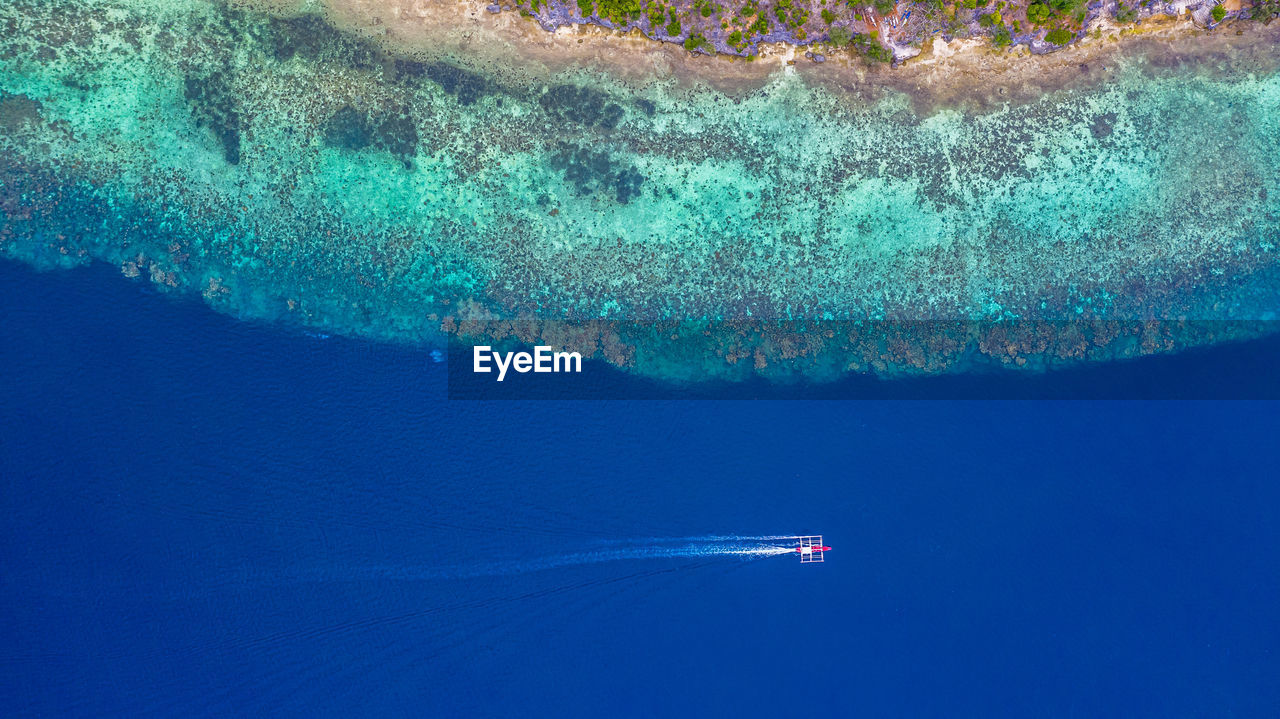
[1,0,1278,381]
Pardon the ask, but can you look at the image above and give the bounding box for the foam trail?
[425,543,794,578]
[474,543,794,576]
[200,541,801,597]
[257,542,795,587]
[592,535,804,546]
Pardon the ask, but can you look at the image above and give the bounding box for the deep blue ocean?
[2,260,1279,717]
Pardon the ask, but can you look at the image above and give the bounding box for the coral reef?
[2,0,1279,382]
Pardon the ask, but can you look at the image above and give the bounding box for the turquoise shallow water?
[2,0,1279,380]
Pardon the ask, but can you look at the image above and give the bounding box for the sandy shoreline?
[232,0,1280,113]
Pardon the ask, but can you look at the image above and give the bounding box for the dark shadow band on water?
[4,260,1278,400]
[446,323,1280,400]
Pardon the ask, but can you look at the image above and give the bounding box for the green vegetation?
[1210,3,1226,21]
[1033,0,1086,23]
[867,43,893,62]
[853,31,893,62]
[1252,0,1280,19]
[515,0,1128,57]
[601,0,644,22]
[1044,27,1073,44]
[771,0,811,28]
[684,32,711,50]
[575,0,644,23]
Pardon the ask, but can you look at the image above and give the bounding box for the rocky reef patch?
[2,0,1279,383]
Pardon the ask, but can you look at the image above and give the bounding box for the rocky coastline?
[485,0,1268,62]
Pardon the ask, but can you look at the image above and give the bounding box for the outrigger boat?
[795,536,831,563]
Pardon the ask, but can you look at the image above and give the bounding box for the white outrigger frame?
[798,535,825,563]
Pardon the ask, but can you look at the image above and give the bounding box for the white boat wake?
[245,539,802,588]
[201,538,816,599]
[473,542,794,576]
[188,538,821,656]
[353,542,797,581]
[590,535,806,545]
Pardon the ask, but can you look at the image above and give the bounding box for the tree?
[1044,28,1073,44]
[684,33,709,51]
